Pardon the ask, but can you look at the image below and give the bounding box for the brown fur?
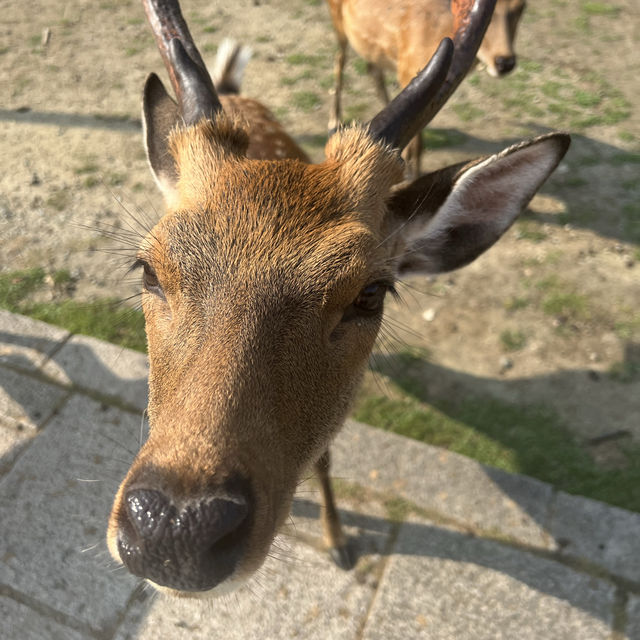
[108,6,568,594]
[107,122,407,590]
[327,0,526,174]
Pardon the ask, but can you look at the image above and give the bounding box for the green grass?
[421,128,467,149]
[582,2,620,16]
[500,329,527,352]
[515,221,548,242]
[535,276,589,322]
[504,296,530,312]
[46,189,72,212]
[292,91,321,111]
[285,53,322,67]
[542,292,588,318]
[608,360,640,383]
[451,102,485,122]
[352,58,368,76]
[0,268,146,352]
[353,355,640,512]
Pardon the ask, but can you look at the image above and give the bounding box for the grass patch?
[610,152,640,166]
[451,102,485,122]
[582,2,620,16]
[352,58,368,76]
[504,296,530,312]
[500,329,527,352]
[0,268,146,352]
[421,128,466,149]
[286,53,321,67]
[515,221,547,242]
[608,361,640,383]
[353,358,640,511]
[292,91,321,111]
[343,103,370,123]
[46,189,72,212]
[622,203,640,242]
[542,292,588,318]
[74,160,100,175]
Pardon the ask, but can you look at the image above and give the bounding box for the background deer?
[107,0,568,597]
[327,0,527,176]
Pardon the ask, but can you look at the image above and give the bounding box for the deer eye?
[132,259,165,299]
[342,281,393,322]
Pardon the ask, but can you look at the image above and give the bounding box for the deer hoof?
[329,541,354,571]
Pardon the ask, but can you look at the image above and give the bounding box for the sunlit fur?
[107,118,406,593]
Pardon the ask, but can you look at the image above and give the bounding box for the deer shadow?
[0,107,141,132]
[364,341,640,500]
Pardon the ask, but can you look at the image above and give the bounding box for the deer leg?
[367,63,389,105]
[315,449,353,569]
[329,40,347,134]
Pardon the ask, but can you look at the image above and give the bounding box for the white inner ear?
[396,136,567,274]
[422,138,564,244]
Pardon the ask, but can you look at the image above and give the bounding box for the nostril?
[117,486,252,591]
[494,55,516,75]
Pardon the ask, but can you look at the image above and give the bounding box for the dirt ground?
[1,0,639,455]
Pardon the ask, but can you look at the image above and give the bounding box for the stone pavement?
[0,308,638,639]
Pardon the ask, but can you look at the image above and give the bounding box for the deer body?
[107,0,568,597]
[327,0,526,175]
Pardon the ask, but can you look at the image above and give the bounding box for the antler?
[142,0,222,125]
[368,0,497,150]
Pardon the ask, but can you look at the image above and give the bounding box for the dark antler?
[368,0,497,150]
[142,0,222,125]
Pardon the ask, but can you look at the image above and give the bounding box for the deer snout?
[494,55,516,76]
[115,481,252,592]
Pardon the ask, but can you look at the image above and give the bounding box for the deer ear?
[388,133,570,274]
[142,73,181,201]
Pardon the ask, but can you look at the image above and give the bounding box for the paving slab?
[0,393,140,635]
[0,365,68,432]
[0,423,34,477]
[549,491,640,585]
[0,366,69,475]
[627,595,640,640]
[362,517,616,640]
[333,420,555,549]
[1,595,88,640]
[43,334,149,411]
[114,538,376,640]
[0,310,69,373]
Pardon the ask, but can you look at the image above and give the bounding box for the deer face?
[477,0,526,77]
[107,116,568,595]
[107,123,407,593]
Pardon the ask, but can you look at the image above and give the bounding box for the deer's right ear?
[142,73,181,201]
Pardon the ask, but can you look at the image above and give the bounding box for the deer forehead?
[143,124,404,302]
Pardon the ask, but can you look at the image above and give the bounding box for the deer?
[106,0,568,597]
[326,0,527,177]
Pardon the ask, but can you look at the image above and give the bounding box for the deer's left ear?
[142,73,181,202]
[387,133,570,274]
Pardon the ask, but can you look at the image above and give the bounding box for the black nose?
[117,482,251,591]
[494,55,516,75]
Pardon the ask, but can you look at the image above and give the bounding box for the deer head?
[477,0,526,76]
[107,0,569,596]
